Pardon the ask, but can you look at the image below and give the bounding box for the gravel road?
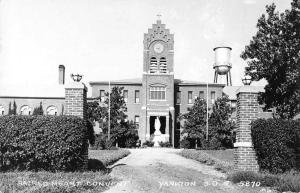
[103,148,271,193]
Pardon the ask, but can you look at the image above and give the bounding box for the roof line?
[0,96,65,100]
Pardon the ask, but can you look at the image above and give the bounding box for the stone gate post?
[65,81,88,170]
[234,86,263,172]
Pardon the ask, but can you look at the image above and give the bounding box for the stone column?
[170,107,175,148]
[165,115,169,138]
[146,115,150,140]
[234,86,262,172]
[65,82,88,170]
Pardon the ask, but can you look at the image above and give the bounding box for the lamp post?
[242,75,252,86]
[70,74,83,82]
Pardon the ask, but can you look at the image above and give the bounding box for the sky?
[0,0,292,97]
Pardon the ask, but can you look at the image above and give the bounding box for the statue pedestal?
[153,132,168,147]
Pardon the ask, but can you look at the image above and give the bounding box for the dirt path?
[103,148,268,193]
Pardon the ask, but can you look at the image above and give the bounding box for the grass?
[89,149,130,166]
[179,149,234,173]
[202,149,234,163]
[227,170,300,192]
[0,149,131,193]
[179,149,300,192]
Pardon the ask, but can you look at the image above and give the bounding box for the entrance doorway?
[150,116,166,135]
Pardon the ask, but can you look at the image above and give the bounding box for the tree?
[8,102,12,115]
[87,86,139,148]
[180,98,207,148]
[241,0,300,119]
[180,96,235,149]
[13,101,17,115]
[32,102,44,115]
[208,95,235,148]
[8,101,17,115]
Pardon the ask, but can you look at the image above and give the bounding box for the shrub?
[200,137,224,150]
[251,118,300,173]
[180,137,191,149]
[0,115,88,172]
[159,141,172,147]
[142,140,154,147]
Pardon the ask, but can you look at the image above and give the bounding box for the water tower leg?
[226,73,229,86]
[229,71,232,86]
[214,71,218,83]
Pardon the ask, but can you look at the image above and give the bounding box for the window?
[135,90,140,103]
[159,57,167,73]
[176,91,181,104]
[123,90,128,103]
[134,115,140,128]
[188,91,193,104]
[0,106,4,115]
[100,90,105,102]
[150,57,158,73]
[199,91,204,99]
[20,105,32,115]
[211,91,216,104]
[150,86,166,100]
[47,106,58,115]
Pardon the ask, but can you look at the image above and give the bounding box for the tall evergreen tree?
[12,101,17,115]
[8,102,12,115]
[32,102,44,115]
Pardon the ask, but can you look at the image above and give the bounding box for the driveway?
[104,148,269,193]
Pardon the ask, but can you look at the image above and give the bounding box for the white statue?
[154,116,161,135]
[153,116,162,147]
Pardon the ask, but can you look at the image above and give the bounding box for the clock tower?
[140,19,175,146]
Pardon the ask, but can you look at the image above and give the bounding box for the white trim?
[234,142,253,147]
[147,112,169,116]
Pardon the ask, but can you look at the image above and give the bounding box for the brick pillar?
[65,82,88,170]
[234,86,262,172]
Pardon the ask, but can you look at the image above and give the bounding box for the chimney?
[58,65,65,85]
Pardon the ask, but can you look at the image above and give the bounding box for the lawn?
[89,149,130,167]
[179,149,234,173]
[178,149,300,192]
[202,149,234,163]
[0,149,130,193]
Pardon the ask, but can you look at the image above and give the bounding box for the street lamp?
[71,74,83,82]
[242,75,252,86]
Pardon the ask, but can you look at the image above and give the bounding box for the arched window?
[0,106,4,115]
[159,57,167,73]
[149,57,158,73]
[20,105,32,115]
[47,106,58,115]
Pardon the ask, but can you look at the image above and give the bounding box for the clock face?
[153,43,164,53]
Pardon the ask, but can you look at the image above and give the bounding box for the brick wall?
[234,86,262,172]
[65,82,88,170]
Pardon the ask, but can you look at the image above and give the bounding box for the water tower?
[213,47,232,86]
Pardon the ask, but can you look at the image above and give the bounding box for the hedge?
[251,118,300,173]
[0,115,89,172]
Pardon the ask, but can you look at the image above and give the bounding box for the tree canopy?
[87,86,138,148]
[241,0,300,119]
[180,95,235,149]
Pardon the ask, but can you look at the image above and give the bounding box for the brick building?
[89,19,225,146]
[0,19,232,147]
